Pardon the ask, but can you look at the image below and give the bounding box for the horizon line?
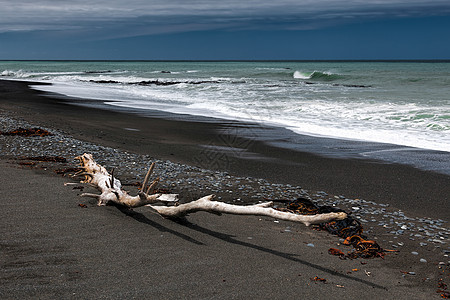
[1,59,450,63]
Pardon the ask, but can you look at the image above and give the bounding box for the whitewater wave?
[1,70,15,76]
[293,70,343,81]
[1,69,98,78]
[1,69,32,78]
[1,69,128,79]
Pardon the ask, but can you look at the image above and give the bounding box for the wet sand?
[0,79,449,299]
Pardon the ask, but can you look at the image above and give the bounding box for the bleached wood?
[75,153,178,207]
[73,153,346,226]
[150,195,347,226]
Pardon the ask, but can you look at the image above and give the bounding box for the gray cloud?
[1,0,450,37]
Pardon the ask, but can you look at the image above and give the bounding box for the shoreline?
[1,79,449,220]
[1,79,449,298]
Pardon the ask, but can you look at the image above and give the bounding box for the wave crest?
[1,70,26,77]
[293,70,343,81]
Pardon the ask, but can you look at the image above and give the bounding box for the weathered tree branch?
[151,195,347,226]
[75,153,178,207]
[73,153,346,226]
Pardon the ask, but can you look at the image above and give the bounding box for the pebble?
[419,258,427,263]
[432,239,445,244]
[306,243,315,247]
[411,251,419,255]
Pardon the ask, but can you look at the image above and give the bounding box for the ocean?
[1,60,449,170]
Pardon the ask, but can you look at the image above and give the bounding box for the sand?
[0,79,449,299]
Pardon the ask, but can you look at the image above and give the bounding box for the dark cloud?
[1,0,450,37]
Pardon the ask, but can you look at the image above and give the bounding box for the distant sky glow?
[1,0,450,59]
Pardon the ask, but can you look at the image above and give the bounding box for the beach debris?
[311,276,327,283]
[341,236,393,259]
[282,198,363,236]
[438,278,449,298]
[78,204,88,208]
[320,218,363,239]
[71,153,347,225]
[0,127,52,137]
[328,248,346,258]
[281,198,389,259]
[437,263,450,298]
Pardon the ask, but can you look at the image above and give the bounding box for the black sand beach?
[1,79,449,299]
[1,80,449,219]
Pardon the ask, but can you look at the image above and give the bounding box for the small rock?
[411,251,419,255]
[307,243,315,247]
[419,258,427,263]
[432,239,445,244]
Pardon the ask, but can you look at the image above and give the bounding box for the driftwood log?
[74,153,346,226]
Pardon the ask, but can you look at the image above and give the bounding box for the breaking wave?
[293,70,344,81]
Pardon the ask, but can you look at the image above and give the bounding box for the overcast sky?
[1,0,450,60]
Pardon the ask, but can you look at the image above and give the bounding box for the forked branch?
[72,153,346,226]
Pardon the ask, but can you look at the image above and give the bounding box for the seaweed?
[310,276,327,283]
[0,127,52,137]
[280,197,389,259]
